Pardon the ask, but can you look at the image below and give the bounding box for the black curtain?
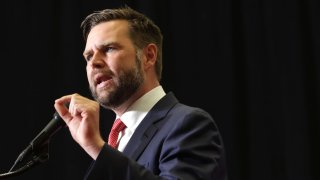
[1,0,319,180]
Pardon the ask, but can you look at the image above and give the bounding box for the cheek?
[86,66,90,76]
[115,50,137,66]
[86,66,93,81]
[109,59,127,74]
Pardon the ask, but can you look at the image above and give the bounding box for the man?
[54,6,227,180]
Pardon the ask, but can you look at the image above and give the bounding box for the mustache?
[92,69,114,77]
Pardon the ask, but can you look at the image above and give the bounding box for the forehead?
[85,20,131,46]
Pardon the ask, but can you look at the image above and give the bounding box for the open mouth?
[95,74,112,87]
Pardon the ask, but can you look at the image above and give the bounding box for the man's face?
[83,20,144,109]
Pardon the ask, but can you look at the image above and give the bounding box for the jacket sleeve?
[84,144,166,180]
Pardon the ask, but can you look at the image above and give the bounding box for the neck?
[112,82,160,116]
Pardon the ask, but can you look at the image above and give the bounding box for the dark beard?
[91,56,144,109]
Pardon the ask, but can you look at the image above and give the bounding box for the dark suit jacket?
[84,92,228,180]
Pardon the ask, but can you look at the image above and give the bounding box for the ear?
[143,43,157,70]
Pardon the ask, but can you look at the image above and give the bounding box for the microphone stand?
[0,142,50,179]
[0,106,67,179]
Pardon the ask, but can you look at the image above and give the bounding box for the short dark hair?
[80,6,163,81]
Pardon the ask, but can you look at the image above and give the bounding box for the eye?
[104,46,116,53]
[85,54,93,62]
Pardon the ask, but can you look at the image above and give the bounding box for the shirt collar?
[118,85,166,133]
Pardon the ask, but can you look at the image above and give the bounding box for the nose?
[90,52,106,68]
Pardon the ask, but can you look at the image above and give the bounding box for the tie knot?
[112,119,126,132]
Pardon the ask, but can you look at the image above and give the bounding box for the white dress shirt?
[116,86,166,152]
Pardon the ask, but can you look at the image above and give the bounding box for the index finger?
[54,95,72,124]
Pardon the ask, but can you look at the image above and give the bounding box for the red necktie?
[108,118,126,148]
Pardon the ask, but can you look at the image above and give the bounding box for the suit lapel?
[122,92,178,160]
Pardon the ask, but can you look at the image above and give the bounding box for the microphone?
[29,111,66,152]
[9,111,66,172]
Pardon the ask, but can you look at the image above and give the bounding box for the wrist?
[84,139,105,160]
